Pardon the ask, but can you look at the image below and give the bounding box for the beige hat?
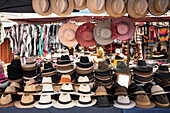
[74,0,87,10]
[51,0,74,16]
[0,94,14,107]
[148,0,169,16]
[127,0,149,18]
[58,22,78,47]
[4,86,16,94]
[95,86,108,96]
[14,94,35,108]
[151,85,169,95]
[87,0,106,14]
[10,82,20,89]
[32,0,53,16]
[106,0,127,17]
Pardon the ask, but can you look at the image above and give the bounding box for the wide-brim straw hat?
[53,101,75,109]
[75,99,97,107]
[0,101,14,108]
[58,22,78,47]
[87,0,105,14]
[74,0,87,10]
[14,101,35,108]
[127,0,149,18]
[32,0,53,16]
[106,0,127,17]
[51,0,74,16]
[113,100,136,109]
[148,0,169,16]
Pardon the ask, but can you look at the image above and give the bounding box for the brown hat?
[106,0,127,17]
[135,94,155,108]
[74,0,87,10]
[87,0,106,14]
[114,86,128,96]
[32,0,53,16]
[95,86,108,96]
[148,0,169,16]
[153,95,170,108]
[51,0,74,16]
[0,94,14,107]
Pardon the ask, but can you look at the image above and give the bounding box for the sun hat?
[113,95,136,109]
[34,95,56,109]
[153,94,170,108]
[148,0,169,16]
[76,56,93,68]
[57,55,73,64]
[59,83,74,93]
[76,23,97,47]
[0,94,14,108]
[94,86,109,96]
[22,57,40,71]
[111,17,135,41]
[76,95,97,107]
[87,0,105,14]
[74,0,87,10]
[76,84,95,96]
[14,94,35,108]
[77,76,90,84]
[51,0,74,16]
[95,61,111,72]
[113,61,128,73]
[58,22,78,47]
[127,0,148,18]
[94,20,113,45]
[39,84,56,95]
[151,85,169,95]
[53,93,75,109]
[135,94,155,108]
[106,0,127,17]
[114,86,128,96]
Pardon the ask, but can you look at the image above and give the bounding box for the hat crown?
[5,86,16,93]
[26,78,36,85]
[117,95,130,104]
[117,23,129,35]
[79,95,91,102]
[97,95,109,104]
[60,75,71,83]
[11,59,21,67]
[61,83,73,90]
[94,0,105,11]
[56,0,68,13]
[112,0,125,14]
[74,0,85,6]
[21,94,34,104]
[0,94,12,105]
[42,84,54,92]
[59,93,71,102]
[158,65,169,72]
[96,86,107,95]
[137,60,146,66]
[39,95,51,103]
[154,95,169,105]
[136,94,150,105]
[115,86,127,95]
[117,61,127,68]
[24,84,36,92]
[44,62,53,70]
[82,31,93,41]
[79,84,91,92]
[42,77,52,83]
[78,76,89,83]
[61,55,71,61]
[151,85,165,94]
[26,57,36,64]
[98,61,109,70]
[64,29,76,41]
[38,0,49,13]
[80,56,90,63]
[154,0,168,12]
[134,0,148,15]
[10,82,20,89]
[101,28,112,39]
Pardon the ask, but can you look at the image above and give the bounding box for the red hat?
[76,23,97,47]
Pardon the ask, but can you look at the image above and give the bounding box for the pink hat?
[0,73,8,83]
[111,17,135,41]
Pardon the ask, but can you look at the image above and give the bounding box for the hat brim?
[113,100,136,109]
[74,0,87,10]
[75,99,97,107]
[34,100,56,109]
[114,92,128,96]
[22,63,40,71]
[133,67,153,72]
[53,101,75,109]
[23,75,37,80]
[152,92,170,96]
[134,78,153,84]
[8,78,23,83]
[57,60,73,64]
[58,91,75,94]
[0,101,14,108]
[0,81,9,88]
[57,68,75,74]
[14,101,35,108]
[136,101,156,108]
[76,68,94,74]
[75,92,95,96]
[155,72,170,78]
[38,91,58,95]
[95,75,112,81]
[76,65,94,71]
[112,68,127,73]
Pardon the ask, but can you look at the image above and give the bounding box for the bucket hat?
[87,0,105,14]
[76,95,97,107]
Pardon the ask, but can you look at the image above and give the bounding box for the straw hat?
[106,0,127,17]
[87,0,106,14]
[94,20,113,45]
[75,84,95,96]
[76,95,97,107]
[94,86,108,96]
[59,83,74,94]
[51,0,74,16]
[148,0,169,16]
[32,0,53,16]
[0,94,14,108]
[74,0,87,10]
[127,0,148,18]
[58,22,78,47]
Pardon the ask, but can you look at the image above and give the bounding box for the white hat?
[76,84,95,96]
[151,85,169,95]
[41,77,53,85]
[53,93,75,109]
[76,95,97,107]
[77,76,90,84]
[38,84,57,95]
[59,83,74,94]
[113,96,136,109]
[34,95,56,109]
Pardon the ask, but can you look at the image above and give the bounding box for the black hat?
[128,83,138,94]
[41,62,56,77]
[130,86,147,95]
[153,94,170,108]
[133,60,153,72]
[143,82,154,94]
[157,65,169,72]
[76,56,93,68]
[137,60,147,66]
[95,96,111,107]
[57,55,73,64]
[155,66,170,78]
[11,59,22,68]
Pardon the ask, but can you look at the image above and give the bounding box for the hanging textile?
[158,27,169,41]
[148,26,157,45]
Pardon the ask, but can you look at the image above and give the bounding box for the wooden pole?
[168,21,170,62]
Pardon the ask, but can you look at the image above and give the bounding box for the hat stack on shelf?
[94,61,113,89]
[4,82,21,94]
[113,61,128,73]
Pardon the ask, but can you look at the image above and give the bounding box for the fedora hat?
[134,74,153,83]
[155,65,170,78]
[41,62,56,77]
[57,64,74,71]
[95,61,111,72]
[135,94,155,108]
[58,74,72,84]
[106,0,127,17]
[76,68,94,75]
[76,64,94,71]
[51,0,74,16]
[0,73,8,83]
[94,20,113,45]
[148,0,169,16]
[114,86,128,96]
[75,84,95,96]
[95,95,111,107]
[10,82,20,89]
[111,17,135,41]
[132,86,147,95]
[113,61,128,73]
[151,85,169,95]
[76,23,97,47]
[153,94,170,108]
[95,74,111,81]
[77,76,90,84]
[143,82,154,94]
[127,0,148,18]
[53,93,75,109]
[22,57,40,71]
[74,0,87,10]
[76,56,93,68]
[22,84,38,94]
[133,60,153,72]
[41,77,53,84]
[76,95,97,107]
[87,0,105,14]
[58,22,78,47]
[94,86,108,96]
[14,94,35,108]
[39,84,56,95]
[4,86,16,94]
[0,94,14,108]
[59,83,74,93]
[32,0,53,16]
[57,55,73,64]
[34,95,56,109]
[113,95,136,109]
[128,83,138,95]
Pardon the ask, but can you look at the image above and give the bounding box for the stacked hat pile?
[133,60,153,84]
[76,56,95,83]
[57,55,76,83]
[0,65,9,93]
[95,61,113,89]
[22,57,41,81]
[113,61,129,74]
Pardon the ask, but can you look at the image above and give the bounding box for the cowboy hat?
[0,94,14,108]
[32,0,53,16]
[76,23,97,47]
[111,17,135,41]
[87,0,106,14]
[127,0,148,18]
[148,0,169,16]
[58,22,78,47]
[75,95,97,107]
[106,0,127,17]
[51,0,74,16]
[94,20,113,45]
[74,0,87,10]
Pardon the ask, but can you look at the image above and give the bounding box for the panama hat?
[58,22,78,47]
[94,20,113,45]
[75,84,95,96]
[76,95,97,107]
[0,94,14,108]
[87,0,105,14]
[111,17,135,41]
[51,0,74,16]
[74,0,87,10]
[76,23,97,47]
[148,0,169,16]
[127,0,148,18]
[32,0,53,16]
[59,83,74,94]
[106,0,127,17]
